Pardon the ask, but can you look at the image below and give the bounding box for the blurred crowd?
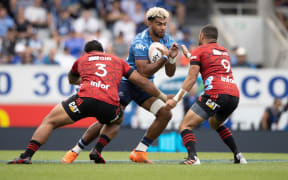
[0,0,192,68]
[275,0,288,30]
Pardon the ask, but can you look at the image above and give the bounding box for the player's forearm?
[173,74,196,102]
[164,62,176,77]
[140,59,166,77]
[128,71,166,101]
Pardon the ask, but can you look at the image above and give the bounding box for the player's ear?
[147,19,152,27]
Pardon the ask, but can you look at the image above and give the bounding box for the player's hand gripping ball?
[148,42,165,63]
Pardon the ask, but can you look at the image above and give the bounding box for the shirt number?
[95,64,107,77]
[221,59,231,73]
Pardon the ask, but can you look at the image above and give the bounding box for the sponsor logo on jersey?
[90,81,110,90]
[213,49,228,56]
[221,76,235,83]
[191,56,197,60]
[89,56,112,61]
[204,76,213,91]
[69,101,80,113]
[135,43,146,51]
[205,99,220,110]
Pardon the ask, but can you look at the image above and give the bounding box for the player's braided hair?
[84,40,104,53]
[146,7,169,21]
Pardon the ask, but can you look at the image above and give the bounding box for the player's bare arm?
[135,45,168,78]
[164,43,179,77]
[128,70,167,102]
[166,44,200,110]
[68,71,81,85]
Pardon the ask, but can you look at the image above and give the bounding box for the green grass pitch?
[1,150,288,180]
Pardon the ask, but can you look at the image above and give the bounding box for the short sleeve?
[190,48,201,66]
[121,58,134,78]
[133,41,149,60]
[71,59,79,75]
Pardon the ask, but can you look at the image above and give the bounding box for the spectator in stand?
[229,46,239,67]
[63,29,85,58]
[85,28,112,51]
[94,0,112,20]
[73,8,105,37]
[113,12,136,44]
[177,28,197,66]
[165,0,186,29]
[122,1,145,25]
[15,7,32,41]
[43,48,59,65]
[232,47,257,69]
[260,98,286,131]
[27,28,43,60]
[52,8,73,43]
[177,27,196,51]
[55,46,76,69]
[111,31,129,60]
[21,47,41,64]
[0,27,16,64]
[168,22,183,42]
[0,5,15,38]
[24,0,48,28]
[106,0,123,30]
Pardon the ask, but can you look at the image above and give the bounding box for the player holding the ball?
[62,7,179,164]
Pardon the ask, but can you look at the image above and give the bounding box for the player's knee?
[157,107,172,122]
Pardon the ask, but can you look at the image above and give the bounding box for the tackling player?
[8,40,168,164]
[62,7,179,164]
[166,25,247,165]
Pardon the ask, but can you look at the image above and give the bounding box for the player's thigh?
[42,103,74,128]
[214,95,239,122]
[179,109,205,131]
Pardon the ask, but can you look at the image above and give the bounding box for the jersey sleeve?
[133,40,149,60]
[70,59,80,75]
[121,58,134,79]
[190,48,201,66]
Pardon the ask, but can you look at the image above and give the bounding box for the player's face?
[150,18,168,38]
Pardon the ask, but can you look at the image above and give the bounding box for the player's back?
[193,43,239,97]
[75,51,129,105]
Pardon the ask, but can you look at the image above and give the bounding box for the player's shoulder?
[133,29,149,43]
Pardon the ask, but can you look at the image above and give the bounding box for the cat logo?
[206,99,220,110]
[69,101,80,113]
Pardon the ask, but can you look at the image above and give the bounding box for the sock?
[95,135,110,154]
[21,140,41,158]
[135,136,153,152]
[72,138,88,154]
[216,125,239,154]
[181,129,197,158]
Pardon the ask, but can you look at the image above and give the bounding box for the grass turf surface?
[1,151,288,180]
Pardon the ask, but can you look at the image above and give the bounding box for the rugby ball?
[148,42,164,63]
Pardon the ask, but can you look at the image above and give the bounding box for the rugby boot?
[180,156,201,165]
[61,150,78,163]
[129,149,154,164]
[89,149,105,164]
[234,152,247,164]
[8,154,32,164]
